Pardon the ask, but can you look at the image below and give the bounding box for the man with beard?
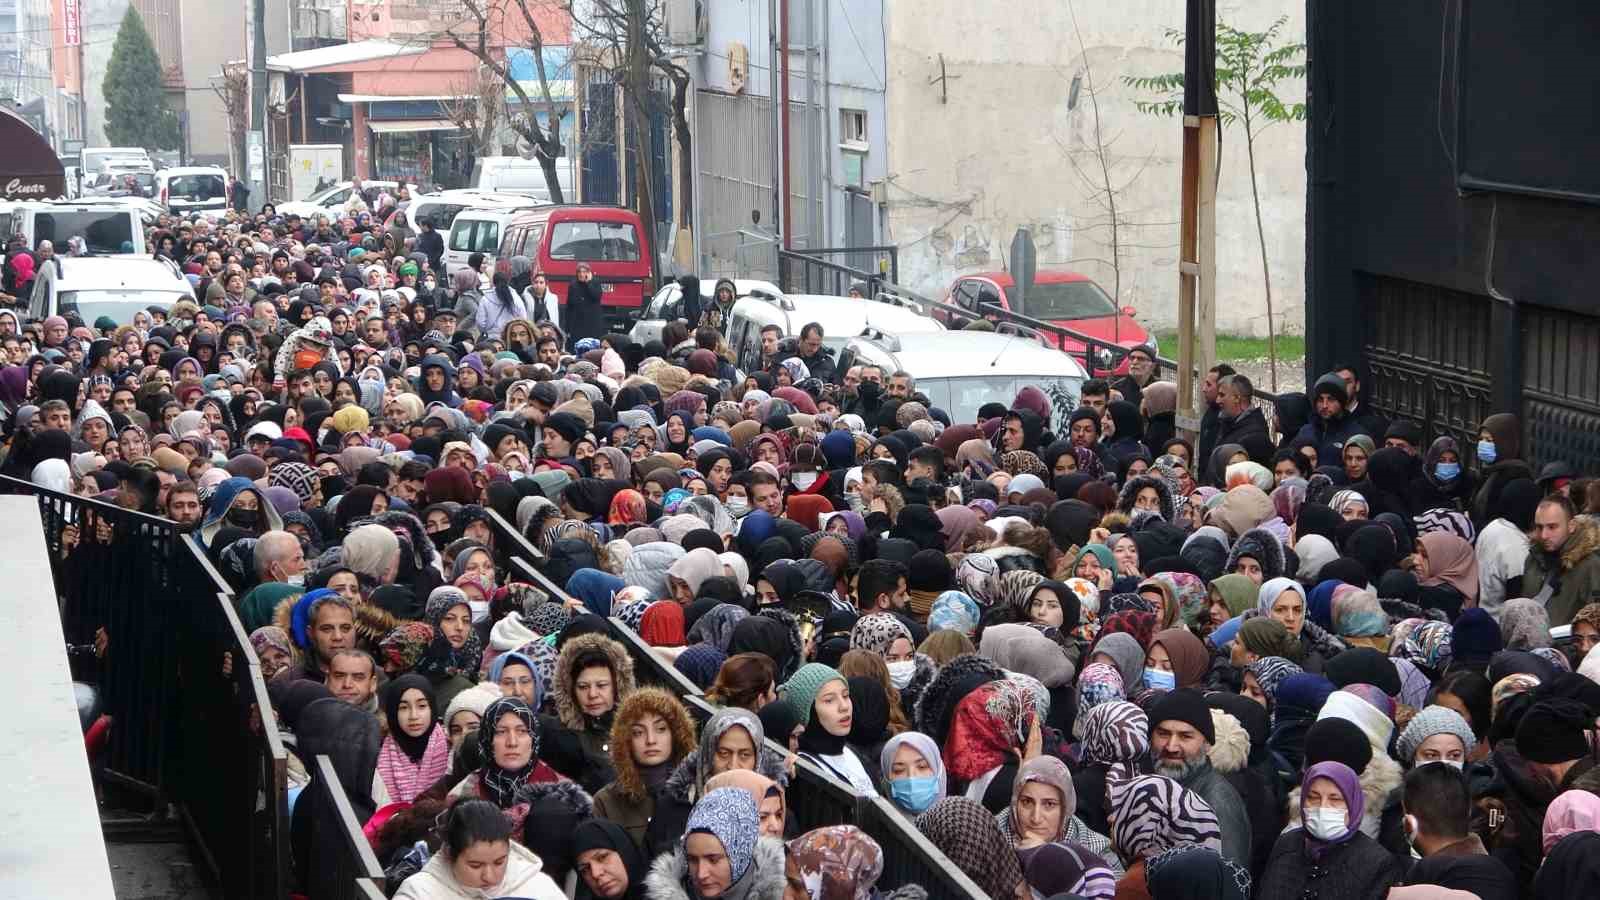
[1148,689,1251,867]
[165,482,203,530]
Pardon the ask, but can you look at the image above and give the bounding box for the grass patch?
[1154,332,1305,364]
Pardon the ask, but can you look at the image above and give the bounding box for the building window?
[840,108,867,144]
[839,109,867,188]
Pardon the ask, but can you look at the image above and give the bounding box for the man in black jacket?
[414,216,445,280]
[1197,363,1235,466]
[1213,373,1274,469]
[1402,763,1516,900]
[795,321,837,383]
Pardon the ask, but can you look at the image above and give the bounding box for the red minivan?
[496,205,654,328]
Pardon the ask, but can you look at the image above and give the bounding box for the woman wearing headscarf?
[880,731,946,818]
[914,797,1025,900]
[1257,761,1406,899]
[1415,531,1480,619]
[574,819,649,900]
[593,687,699,850]
[941,677,1039,812]
[1072,701,1149,836]
[415,587,484,711]
[785,824,926,900]
[547,633,637,794]
[1144,846,1251,900]
[644,787,786,900]
[784,662,877,794]
[376,674,450,803]
[648,706,787,856]
[448,696,566,833]
[1248,577,1343,674]
[1469,413,1533,531]
[1107,774,1222,899]
[997,755,1122,879]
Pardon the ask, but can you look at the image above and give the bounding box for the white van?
[469,156,576,203]
[839,331,1087,427]
[631,277,784,345]
[155,166,229,215]
[725,293,946,374]
[10,200,147,255]
[27,256,193,325]
[442,202,547,277]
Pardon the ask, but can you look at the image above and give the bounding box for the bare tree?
[442,0,568,202]
[443,63,505,157]
[210,62,249,178]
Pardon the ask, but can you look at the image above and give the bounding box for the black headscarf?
[333,484,386,536]
[730,615,796,679]
[572,819,649,900]
[1296,503,1342,543]
[845,675,891,750]
[382,674,438,764]
[477,696,540,808]
[891,504,945,551]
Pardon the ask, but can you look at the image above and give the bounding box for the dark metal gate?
[1522,304,1600,473]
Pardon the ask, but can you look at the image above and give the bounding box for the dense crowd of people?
[8,204,1600,900]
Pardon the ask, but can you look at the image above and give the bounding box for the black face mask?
[322,475,350,498]
[858,381,881,402]
[428,530,451,551]
[227,507,259,528]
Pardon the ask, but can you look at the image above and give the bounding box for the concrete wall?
[882,0,1307,336]
[179,0,246,167]
[81,0,130,147]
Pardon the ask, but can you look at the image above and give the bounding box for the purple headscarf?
[1300,761,1364,859]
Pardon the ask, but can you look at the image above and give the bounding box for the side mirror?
[1121,305,1137,317]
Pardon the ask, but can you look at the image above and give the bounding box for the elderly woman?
[448,696,566,833]
[1258,762,1406,898]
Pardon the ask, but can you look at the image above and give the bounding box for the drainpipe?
[780,0,791,249]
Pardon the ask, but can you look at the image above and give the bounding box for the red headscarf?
[784,493,834,532]
[640,600,686,647]
[608,488,647,526]
[945,680,1034,782]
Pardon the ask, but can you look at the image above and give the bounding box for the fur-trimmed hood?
[1225,526,1286,581]
[1552,516,1600,571]
[1285,750,1402,840]
[511,777,594,817]
[608,687,697,804]
[659,744,790,806]
[1119,474,1177,523]
[913,652,1005,744]
[1207,708,1252,775]
[554,632,638,730]
[645,835,787,900]
[897,653,939,724]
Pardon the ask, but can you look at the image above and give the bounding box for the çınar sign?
[0,107,66,200]
[5,179,52,197]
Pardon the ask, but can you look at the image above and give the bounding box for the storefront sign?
[3,177,64,199]
[64,0,81,46]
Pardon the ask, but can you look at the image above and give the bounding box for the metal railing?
[309,755,388,900]
[777,245,900,298]
[0,475,291,898]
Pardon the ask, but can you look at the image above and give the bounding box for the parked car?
[496,205,654,329]
[9,199,148,254]
[942,270,1151,374]
[629,277,784,345]
[441,201,550,278]
[725,292,946,375]
[26,256,193,324]
[274,180,400,220]
[469,156,576,203]
[155,167,229,215]
[839,330,1087,428]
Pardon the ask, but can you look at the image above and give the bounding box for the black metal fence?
[0,475,291,899]
[308,755,388,900]
[777,246,901,298]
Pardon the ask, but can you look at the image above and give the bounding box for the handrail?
[486,507,546,564]
[607,615,707,698]
[511,555,576,605]
[314,755,388,892]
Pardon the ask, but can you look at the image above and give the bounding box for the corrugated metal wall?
[695,88,777,280]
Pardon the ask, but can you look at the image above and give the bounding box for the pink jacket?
[376,726,450,803]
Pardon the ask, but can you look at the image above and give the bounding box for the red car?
[943,270,1151,374]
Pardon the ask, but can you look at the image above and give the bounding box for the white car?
[155,167,229,215]
[275,180,399,220]
[26,256,194,324]
[630,278,784,345]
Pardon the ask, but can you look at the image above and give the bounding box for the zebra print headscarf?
[1078,700,1149,783]
[1108,774,1221,862]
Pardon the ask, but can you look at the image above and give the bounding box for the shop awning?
[367,119,458,134]
[0,107,65,200]
[266,40,424,74]
[338,93,470,104]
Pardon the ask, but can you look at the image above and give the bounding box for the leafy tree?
[1126,16,1306,390]
[103,7,180,151]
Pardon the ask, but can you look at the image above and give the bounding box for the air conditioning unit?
[665,0,704,47]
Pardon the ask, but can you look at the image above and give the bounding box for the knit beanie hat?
[908,549,954,593]
[444,682,503,728]
[1303,717,1374,775]
[674,642,728,690]
[1451,608,1504,670]
[1325,647,1402,697]
[784,662,846,725]
[1146,688,1216,745]
[1517,699,1594,764]
[1395,704,1477,764]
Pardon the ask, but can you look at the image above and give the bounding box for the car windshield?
[1017,279,1118,320]
[59,290,190,325]
[548,221,639,261]
[33,211,136,254]
[169,174,224,199]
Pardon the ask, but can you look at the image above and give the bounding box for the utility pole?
[248,0,268,208]
[1175,0,1218,440]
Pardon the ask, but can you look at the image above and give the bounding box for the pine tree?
[103,7,180,150]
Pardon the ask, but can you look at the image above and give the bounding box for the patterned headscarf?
[850,613,912,656]
[1074,446,1105,479]
[1020,841,1118,900]
[1396,620,1453,673]
[513,638,559,698]
[1099,610,1157,650]
[688,603,751,653]
[1154,572,1208,629]
[416,586,484,682]
[1492,673,1541,717]
[944,679,1034,782]
[687,787,761,882]
[996,569,1046,613]
[376,621,434,673]
[1414,507,1476,543]
[915,798,1024,899]
[954,554,1000,607]
[1062,577,1102,618]
[998,450,1047,477]
[1146,845,1252,900]
[785,825,884,900]
[929,590,981,634]
[1106,593,1155,616]
[1078,700,1149,783]
[1246,656,1303,711]
[1108,774,1222,862]
[476,696,540,808]
[1074,662,1126,729]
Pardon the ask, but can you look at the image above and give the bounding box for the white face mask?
[791,471,818,490]
[725,496,749,516]
[284,573,305,587]
[1304,807,1349,841]
[887,659,916,689]
[467,599,490,624]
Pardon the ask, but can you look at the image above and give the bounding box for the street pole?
[248,0,268,208]
[1175,0,1218,441]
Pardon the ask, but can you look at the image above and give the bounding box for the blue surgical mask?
[1477,441,1496,464]
[1434,462,1460,482]
[890,776,940,814]
[1143,668,1176,691]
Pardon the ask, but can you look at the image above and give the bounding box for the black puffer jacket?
[1257,829,1407,900]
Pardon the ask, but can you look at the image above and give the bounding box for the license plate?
[600,283,614,293]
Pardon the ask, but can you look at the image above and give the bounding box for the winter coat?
[393,840,565,900]
[547,634,637,794]
[1472,743,1596,895]
[644,834,787,900]
[1177,760,1253,869]
[1257,829,1407,900]
[1294,413,1372,471]
[1215,406,1276,469]
[564,278,607,344]
[593,780,659,850]
[1285,751,1404,850]
[1476,517,1532,619]
[1208,705,1283,880]
[1470,460,1535,532]
[1520,517,1600,627]
[1404,834,1518,900]
[1198,402,1223,470]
